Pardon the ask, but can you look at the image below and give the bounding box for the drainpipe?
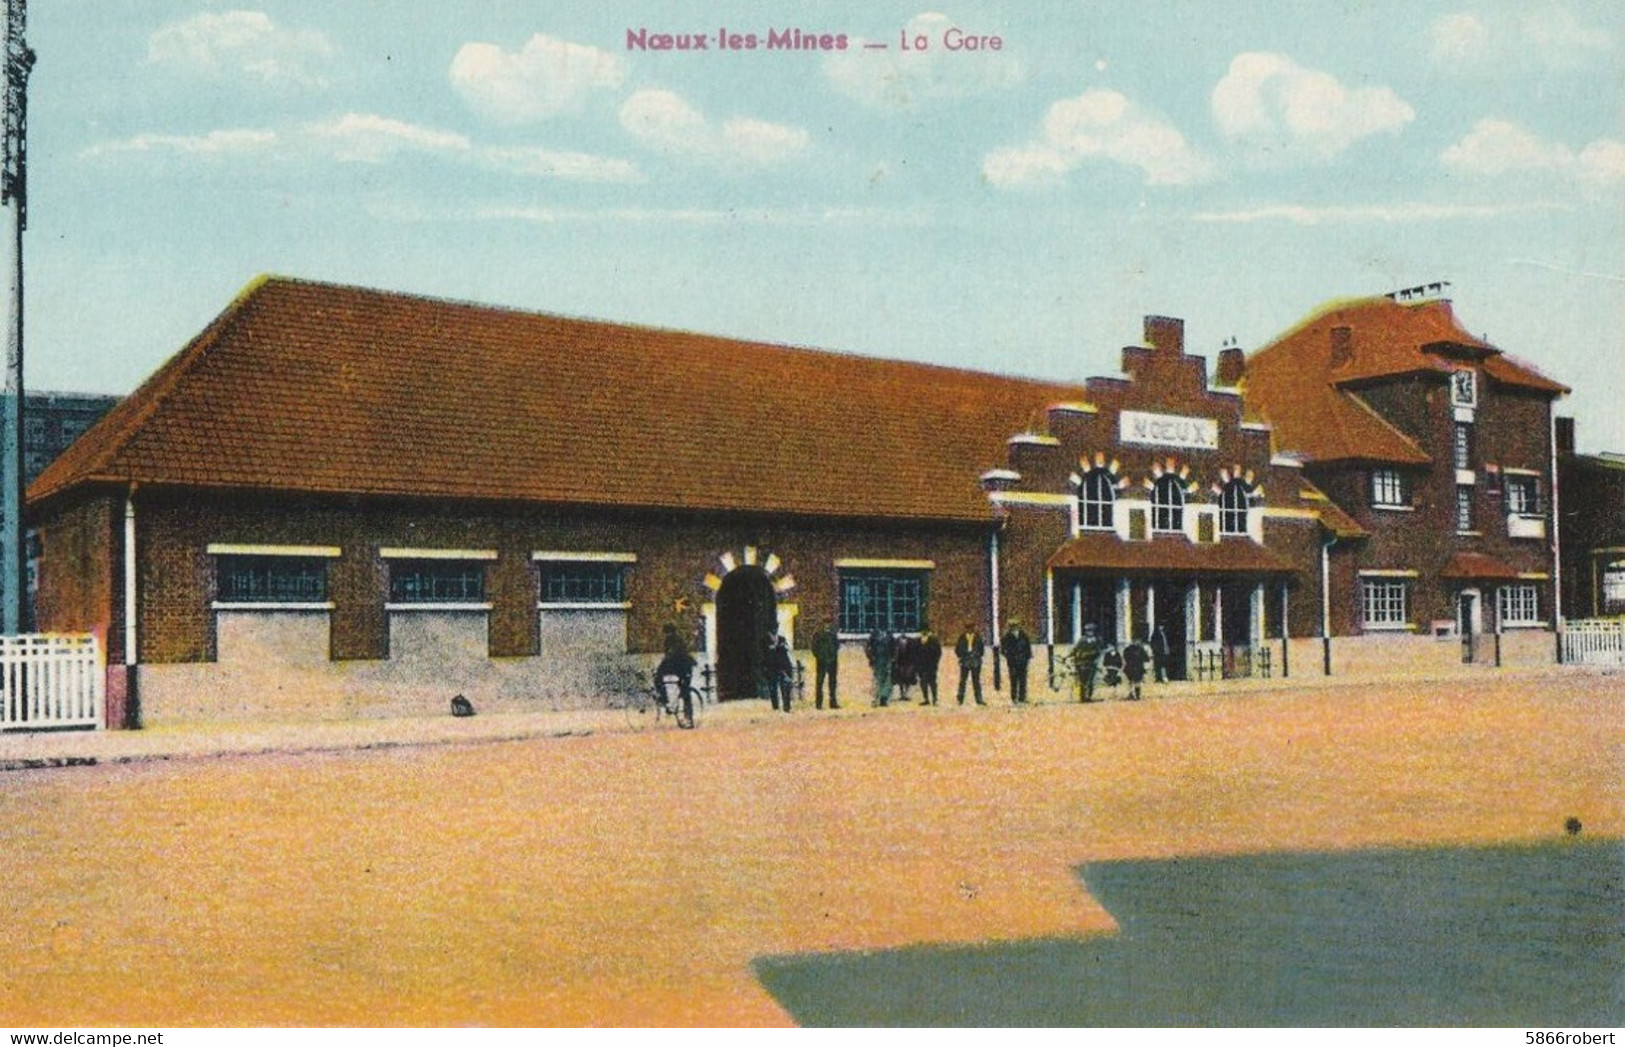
[989,525,1002,691]
[1319,536,1332,676]
[1280,583,1290,678]
[123,486,139,727]
[1549,404,1563,662]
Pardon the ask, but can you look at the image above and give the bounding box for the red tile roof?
[1047,533,1297,575]
[1243,296,1567,465]
[1438,551,1522,580]
[30,276,1090,523]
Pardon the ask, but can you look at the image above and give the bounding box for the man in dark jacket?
[1070,623,1101,702]
[811,620,840,709]
[954,622,986,705]
[655,622,696,711]
[866,628,897,706]
[917,626,943,706]
[768,634,795,712]
[1001,619,1034,704]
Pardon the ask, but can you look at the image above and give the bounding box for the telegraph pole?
[1,0,30,634]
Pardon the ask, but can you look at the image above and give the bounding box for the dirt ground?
[1,674,1619,1027]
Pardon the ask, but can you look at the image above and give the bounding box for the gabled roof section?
[1242,295,1565,466]
[30,276,1089,523]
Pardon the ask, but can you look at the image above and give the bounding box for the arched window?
[1079,469,1116,530]
[1152,475,1185,532]
[1219,479,1250,536]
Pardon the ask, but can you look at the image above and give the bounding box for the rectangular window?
[839,570,927,634]
[1453,423,1472,471]
[542,562,627,604]
[1371,469,1408,507]
[1505,475,1540,515]
[1604,565,1625,614]
[217,555,328,604]
[389,560,486,603]
[1361,579,1409,629]
[1497,584,1540,627]
[1456,486,1474,531]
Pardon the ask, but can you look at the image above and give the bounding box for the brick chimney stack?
[1144,315,1184,354]
[1330,325,1354,369]
[1216,346,1245,387]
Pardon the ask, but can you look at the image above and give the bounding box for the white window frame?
[1361,579,1410,631]
[1151,475,1185,533]
[1496,584,1541,628]
[1371,468,1409,509]
[533,552,636,610]
[1079,469,1116,531]
[1505,474,1541,516]
[1218,479,1250,536]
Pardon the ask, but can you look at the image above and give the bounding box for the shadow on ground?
[754,840,1625,1027]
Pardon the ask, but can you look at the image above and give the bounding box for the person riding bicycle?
[655,622,696,713]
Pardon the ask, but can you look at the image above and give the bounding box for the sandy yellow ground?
[1,674,1619,1026]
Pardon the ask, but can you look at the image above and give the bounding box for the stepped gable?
[29,275,1089,523]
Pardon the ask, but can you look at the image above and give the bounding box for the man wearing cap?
[1070,623,1102,702]
[954,622,986,705]
[1001,618,1034,704]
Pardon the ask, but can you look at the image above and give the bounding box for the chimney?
[1556,416,1576,456]
[1329,325,1354,369]
[1143,315,1184,355]
[1216,346,1245,387]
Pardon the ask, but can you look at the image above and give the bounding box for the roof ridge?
[261,274,1080,391]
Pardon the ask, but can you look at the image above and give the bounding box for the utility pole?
[1,0,31,634]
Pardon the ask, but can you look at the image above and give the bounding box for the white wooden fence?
[1559,619,1625,667]
[0,634,105,731]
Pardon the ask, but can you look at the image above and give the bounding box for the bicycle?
[614,670,702,730]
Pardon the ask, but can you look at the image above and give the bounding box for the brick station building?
[26,277,1566,727]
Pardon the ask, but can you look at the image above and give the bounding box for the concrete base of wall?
[130,618,1562,726]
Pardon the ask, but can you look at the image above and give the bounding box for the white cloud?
[983,88,1212,188]
[479,147,642,183]
[1211,52,1413,161]
[1428,13,1493,65]
[304,113,470,163]
[1191,201,1569,225]
[1428,6,1611,70]
[1443,118,1625,186]
[619,90,810,169]
[80,129,279,159]
[148,10,335,88]
[450,34,626,124]
[824,12,1023,110]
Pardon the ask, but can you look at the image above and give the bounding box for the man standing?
[812,619,841,709]
[917,626,943,706]
[1122,632,1150,701]
[769,634,795,712]
[866,628,897,706]
[1070,623,1102,702]
[1001,619,1034,704]
[1151,623,1172,684]
[955,621,986,705]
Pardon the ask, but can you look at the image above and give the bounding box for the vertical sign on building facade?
[0,0,30,632]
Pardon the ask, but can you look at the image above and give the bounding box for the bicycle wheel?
[675,686,699,729]
[622,689,656,731]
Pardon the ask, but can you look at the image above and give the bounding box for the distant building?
[3,391,121,626]
[1556,418,1625,619]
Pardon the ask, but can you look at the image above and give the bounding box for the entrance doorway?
[1457,591,1478,664]
[716,566,777,700]
[1149,580,1188,681]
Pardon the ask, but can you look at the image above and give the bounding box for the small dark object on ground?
[1565,816,1582,836]
[450,695,476,718]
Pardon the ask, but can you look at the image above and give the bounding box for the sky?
[19,0,1625,450]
